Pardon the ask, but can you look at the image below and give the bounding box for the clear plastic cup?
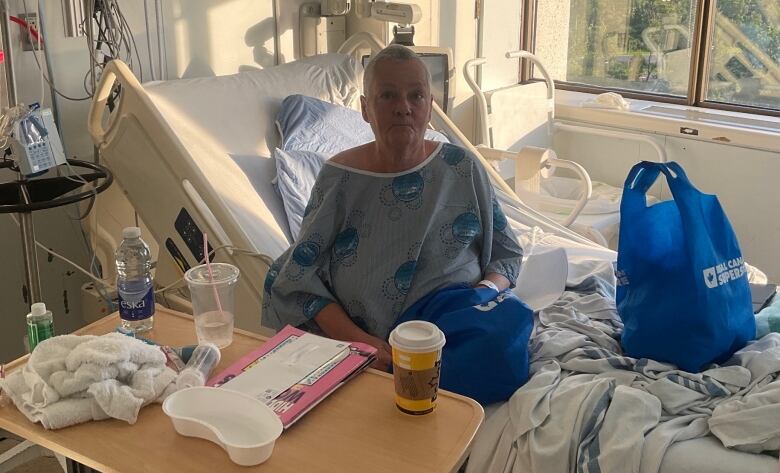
[388,321,446,415]
[184,263,240,348]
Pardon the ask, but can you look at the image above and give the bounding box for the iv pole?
[1,0,42,307]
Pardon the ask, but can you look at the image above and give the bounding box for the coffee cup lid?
[389,321,445,353]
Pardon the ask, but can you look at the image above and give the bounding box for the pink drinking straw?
[203,233,225,317]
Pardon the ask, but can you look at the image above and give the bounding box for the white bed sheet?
[142,55,362,260]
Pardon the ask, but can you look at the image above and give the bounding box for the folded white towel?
[0,333,176,429]
[581,92,631,111]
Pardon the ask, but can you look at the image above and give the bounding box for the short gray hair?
[363,44,432,96]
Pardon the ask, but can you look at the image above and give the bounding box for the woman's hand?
[314,303,393,370]
[362,335,393,371]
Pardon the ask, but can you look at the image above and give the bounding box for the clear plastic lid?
[184,263,240,286]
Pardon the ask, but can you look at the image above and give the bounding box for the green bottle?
[27,302,54,352]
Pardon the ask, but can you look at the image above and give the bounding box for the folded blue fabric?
[393,284,534,405]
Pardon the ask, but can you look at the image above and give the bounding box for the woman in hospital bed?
[262,45,523,370]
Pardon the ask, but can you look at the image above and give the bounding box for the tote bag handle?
[622,161,693,215]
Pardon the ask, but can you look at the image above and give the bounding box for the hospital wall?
[553,129,780,282]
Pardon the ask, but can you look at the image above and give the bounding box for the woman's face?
[362,59,432,152]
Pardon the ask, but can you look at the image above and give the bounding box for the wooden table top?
[0,306,483,473]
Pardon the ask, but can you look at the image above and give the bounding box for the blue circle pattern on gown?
[264,260,282,292]
[452,212,481,244]
[441,144,465,166]
[333,227,359,260]
[302,295,331,319]
[492,199,508,232]
[392,173,424,202]
[394,260,417,295]
[292,241,320,267]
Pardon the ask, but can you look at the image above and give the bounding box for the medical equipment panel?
[175,208,214,264]
[12,108,67,175]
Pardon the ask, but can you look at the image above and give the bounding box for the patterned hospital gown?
[262,142,523,340]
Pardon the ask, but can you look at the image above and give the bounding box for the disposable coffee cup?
[388,321,446,415]
[184,263,240,349]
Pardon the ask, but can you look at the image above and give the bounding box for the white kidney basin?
[162,387,283,466]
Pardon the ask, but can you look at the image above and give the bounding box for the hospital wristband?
[477,279,499,292]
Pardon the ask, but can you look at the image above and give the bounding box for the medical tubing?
[1,219,269,295]
[176,343,220,389]
[0,363,10,407]
[203,233,225,317]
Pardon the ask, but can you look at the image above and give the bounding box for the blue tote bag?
[616,161,754,372]
[393,285,534,405]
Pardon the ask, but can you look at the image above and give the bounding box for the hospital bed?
[87,33,777,472]
[463,51,667,248]
[87,32,603,335]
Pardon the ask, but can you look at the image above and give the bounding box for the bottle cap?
[176,368,206,390]
[122,227,141,239]
[30,302,47,316]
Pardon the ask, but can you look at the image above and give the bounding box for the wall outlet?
[19,12,42,52]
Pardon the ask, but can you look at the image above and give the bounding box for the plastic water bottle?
[26,302,54,351]
[116,227,155,332]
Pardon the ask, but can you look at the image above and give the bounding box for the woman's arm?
[477,272,512,291]
[466,150,524,289]
[315,303,393,371]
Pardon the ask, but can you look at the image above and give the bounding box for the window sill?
[554,90,780,153]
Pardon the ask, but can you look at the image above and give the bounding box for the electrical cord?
[7,213,108,288]
[19,0,91,102]
[158,0,167,80]
[8,15,41,43]
[33,0,43,107]
[142,0,156,81]
[154,247,274,295]
[6,212,274,296]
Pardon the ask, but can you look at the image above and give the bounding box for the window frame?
[522,0,780,117]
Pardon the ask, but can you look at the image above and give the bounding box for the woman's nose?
[393,99,412,115]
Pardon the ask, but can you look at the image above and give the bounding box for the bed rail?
[88,60,140,147]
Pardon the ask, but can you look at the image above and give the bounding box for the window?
[706,1,780,109]
[531,0,780,115]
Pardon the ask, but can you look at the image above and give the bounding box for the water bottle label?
[27,320,54,351]
[119,287,155,321]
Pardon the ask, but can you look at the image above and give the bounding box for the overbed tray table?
[0,306,484,473]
